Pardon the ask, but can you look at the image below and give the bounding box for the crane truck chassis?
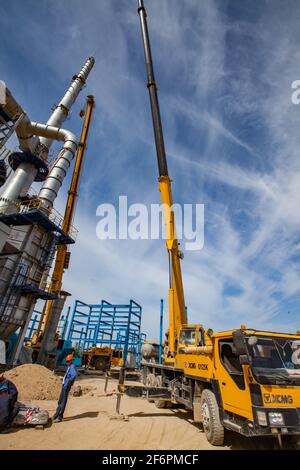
[125,327,300,446]
[121,1,300,448]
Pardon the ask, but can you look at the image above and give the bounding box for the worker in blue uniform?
[0,375,18,431]
[53,354,77,422]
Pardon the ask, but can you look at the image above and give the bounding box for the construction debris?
[72,385,82,397]
[4,364,62,401]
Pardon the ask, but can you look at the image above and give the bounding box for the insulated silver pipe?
[0,57,95,213]
[0,163,37,208]
[3,88,40,154]
[0,120,77,212]
[0,90,40,212]
[39,57,95,154]
[28,122,77,209]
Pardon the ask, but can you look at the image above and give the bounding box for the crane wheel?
[200,389,224,446]
[94,356,109,371]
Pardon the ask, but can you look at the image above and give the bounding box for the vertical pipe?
[112,305,116,343]
[136,305,142,368]
[39,94,95,209]
[122,302,132,371]
[35,301,47,339]
[159,299,163,364]
[62,306,70,339]
[58,314,64,336]
[82,327,85,350]
[0,163,38,213]
[39,57,95,153]
[116,301,132,414]
[28,313,38,341]
[36,294,67,366]
[9,301,36,365]
[0,58,95,215]
[86,303,92,347]
[168,288,175,356]
[94,303,102,347]
[67,300,78,341]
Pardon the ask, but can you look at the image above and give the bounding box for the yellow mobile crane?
[28,96,95,360]
[124,1,300,448]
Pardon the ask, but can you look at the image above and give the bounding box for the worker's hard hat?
[292,340,300,350]
[66,354,73,362]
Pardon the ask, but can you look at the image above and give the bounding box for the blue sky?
[1,0,300,339]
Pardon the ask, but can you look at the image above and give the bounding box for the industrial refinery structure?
[0,57,95,365]
[1,0,300,454]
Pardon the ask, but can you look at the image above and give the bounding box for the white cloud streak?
[1,0,300,337]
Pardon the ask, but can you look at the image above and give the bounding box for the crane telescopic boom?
[137,0,187,356]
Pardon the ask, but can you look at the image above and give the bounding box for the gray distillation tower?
[0,57,95,362]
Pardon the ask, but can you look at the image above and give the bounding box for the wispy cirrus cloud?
[1,0,300,338]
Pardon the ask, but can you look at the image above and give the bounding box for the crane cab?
[177,325,204,353]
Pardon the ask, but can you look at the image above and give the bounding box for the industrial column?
[36,95,95,366]
[0,58,95,348]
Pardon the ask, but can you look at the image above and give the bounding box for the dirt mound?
[4,364,62,401]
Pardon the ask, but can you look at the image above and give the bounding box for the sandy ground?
[0,376,283,450]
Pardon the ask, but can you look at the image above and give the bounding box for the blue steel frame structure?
[66,299,144,368]
[25,306,70,342]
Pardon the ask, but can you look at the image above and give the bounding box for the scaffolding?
[66,299,145,368]
[0,199,78,246]
[0,199,76,339]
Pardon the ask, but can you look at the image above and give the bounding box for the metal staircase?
[0,259,28,327]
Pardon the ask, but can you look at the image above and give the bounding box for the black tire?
[200,389,224,446]
[94,356,109,371]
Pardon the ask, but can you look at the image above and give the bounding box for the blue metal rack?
[25,306,71,342]
[66,299,145,368]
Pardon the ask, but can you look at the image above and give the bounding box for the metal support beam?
[9,300,35,365]
[159,299,163,364]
